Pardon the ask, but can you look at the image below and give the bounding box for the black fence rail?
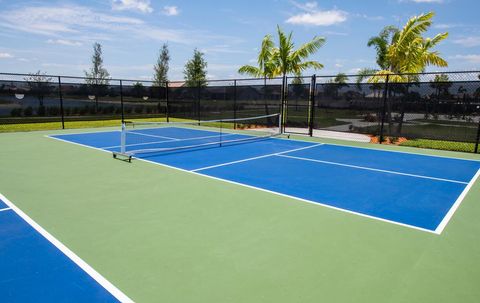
[1,71,479,153]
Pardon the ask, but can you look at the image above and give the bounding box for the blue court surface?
[0,195,130,303]
[50,127,480,234]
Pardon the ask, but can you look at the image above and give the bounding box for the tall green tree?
[365,12,448,134]
[84,42,110,112]
[153,43,170,86]
[238,34,276,79]
[24,70,53,114]
[84,42,110,85]
[270,25,325,81]
[184,48,207,87]
[369,12,448,82]
[357,26,398,85]
[238,35,276,116]
[238,26,326,79]
[239,26,325,124]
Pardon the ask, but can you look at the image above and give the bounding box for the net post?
[120,122,126,154]
[278,113,282,135]
[475,118,480,153]
[57,76,65,129]
[379,74,389,144]
[233,80,237,129]
[197,80,201,125]
[219,118,223,147]
[281,75,286,133]
[308,74,316,137]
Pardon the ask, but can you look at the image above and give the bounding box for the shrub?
[37,105,46,116]
[363,113,377,122]
[10,108,22,117]
[24,106,33,116]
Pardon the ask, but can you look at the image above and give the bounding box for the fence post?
[233,80,237,129]
[165,81,170,122]
[379,74,390,144]
[119,80,124,123]
[57,76,65,129]
[475,118,480,153]
[308,74,316,137]
[197,80,201,123]
[281,75,287,133]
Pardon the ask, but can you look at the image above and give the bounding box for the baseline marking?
[46,134,480,234]
[191,143,324,172]
[0,207,11,212]
[277,154,469,184]
[0,193,134,303]
[435,168,480,234]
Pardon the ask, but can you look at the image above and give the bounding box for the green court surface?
[1,128,480,302]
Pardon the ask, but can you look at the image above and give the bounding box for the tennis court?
[50,117,480,234]
[2,117,480,302]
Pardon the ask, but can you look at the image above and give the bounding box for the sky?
[0,0,478,81]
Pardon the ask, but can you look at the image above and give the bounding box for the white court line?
[128,131,179,141]
[279,135,480,163]
[101,133,239,150]
[191,143,324,172]
[0,193,134,302]
[138,157,438,235]
[0,207,11,212]
[435,168,480,234]
[46,135,480,234]
[47,127,480,163]
[277,154,469,185]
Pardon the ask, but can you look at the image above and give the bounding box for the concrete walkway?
[285,127,371,143]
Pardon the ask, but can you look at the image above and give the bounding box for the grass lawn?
[399,139,477,153]
[1,127,480,302]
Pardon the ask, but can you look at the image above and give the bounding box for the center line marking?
[277,154,469,184]
[192,143,324,172]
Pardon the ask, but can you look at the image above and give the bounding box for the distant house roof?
[169,81,185,88]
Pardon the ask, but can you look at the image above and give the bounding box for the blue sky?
[0,0,478,81]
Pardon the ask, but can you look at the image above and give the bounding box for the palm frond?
[238,65,262,77]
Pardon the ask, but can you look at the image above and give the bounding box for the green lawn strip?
[0,117,175,133]
[1,129,480,302]
[400,139,477,153]
[411,118,479,127]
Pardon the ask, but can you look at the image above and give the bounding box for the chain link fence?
[1,71,479,153]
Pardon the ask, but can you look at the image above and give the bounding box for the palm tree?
[239,26,326,125]
[366,12,448,134]
[369,12,448,82]
[238,35,276,117]
[356,26,398,87]
[367,26,399,70]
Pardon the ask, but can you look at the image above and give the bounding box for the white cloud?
[0,5,142,36]
[434,23,457,29]
[47,39,82,46]
[162,6,179,16]
[0,52,13,58]
[112,0,153,13]
[0,5,193,44]
[286,2,347,26]
[201,45,248,54]
[450,54,480,64]
[452,37,480,48]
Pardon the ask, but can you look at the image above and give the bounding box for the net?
[112,113,282,160]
